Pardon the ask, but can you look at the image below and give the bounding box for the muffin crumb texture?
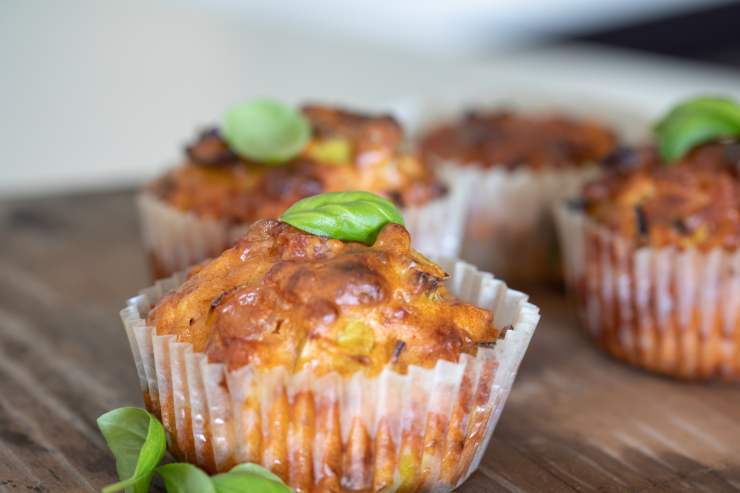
[583,143,739,250]
[148,220,496,376]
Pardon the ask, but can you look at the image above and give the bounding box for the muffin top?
[582,142,739,250]
[419,110,617,170]
[149,104,445,224]
[147,219,496,376]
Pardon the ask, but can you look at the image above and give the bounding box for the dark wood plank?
[0,188,738,492]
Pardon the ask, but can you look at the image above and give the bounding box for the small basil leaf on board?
[227,463,285,483]
[97,407,166,493]
[222,100,311,165]
[280,191,405,245]
[211,471,293,493]
[654,96,740,161]
[157,463,216,493]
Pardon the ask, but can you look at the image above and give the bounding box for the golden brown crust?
[420,110,617,169]
[149,106,445,224]
[147,221,496,376]
[582,143,740,250]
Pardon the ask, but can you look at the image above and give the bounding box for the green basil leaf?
[157,463,216,493]
[655,97,740,130]
[97,407,166,493]
[654,96,740,161]
[211,471,292,493]
[656,114,739,163]
[227,463,285,483]
[280,191,405,245]
[222,99,310,165]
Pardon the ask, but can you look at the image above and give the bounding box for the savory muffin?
[121,193,540,492]
[419,109,619,284]
[154,107,443,225]
[141,103,466,279]
[557,138,739,380]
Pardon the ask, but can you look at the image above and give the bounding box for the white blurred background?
[2,0,740,197]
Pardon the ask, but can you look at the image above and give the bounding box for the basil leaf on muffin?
[280,191,405,245]
[223,100,311,165]
[157,463,216,493]
[97,407,166,493]
[655,96,740,161]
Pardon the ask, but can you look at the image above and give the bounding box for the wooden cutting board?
[0,189,738,492]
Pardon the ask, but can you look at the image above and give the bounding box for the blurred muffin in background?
[420,109,618,284]
[556,97,740,380]
[141,101,470,279]
[121,192,540,492]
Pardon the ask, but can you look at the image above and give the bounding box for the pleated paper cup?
[120,258,539,492]
[555,202,740,380]
[438,164,599,284]
[139,173,472,280]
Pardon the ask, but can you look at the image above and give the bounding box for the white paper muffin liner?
[120,258,539,492]
[138,173,472,279]
[437,163,599,283]
[555,202,740,380]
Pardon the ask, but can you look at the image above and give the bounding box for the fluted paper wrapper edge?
[120,258,539,492]
[555,202,740,380]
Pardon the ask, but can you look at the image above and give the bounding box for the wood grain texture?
[0,189,739,493]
